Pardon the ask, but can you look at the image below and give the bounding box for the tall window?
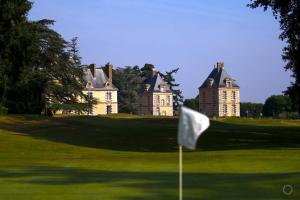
[156,107,160,115]
[106,92,112,100]
[223,91,227,100]
[161,99,165,106]
[166,95,171,105]
[232,104,236,115]
[231,91,235,100]
[226,81,232,87]
[155,95,160,105]
[106,105,112,114]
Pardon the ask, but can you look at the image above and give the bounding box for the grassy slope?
[0,114,299,200]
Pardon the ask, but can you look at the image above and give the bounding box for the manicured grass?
[0,114,299,199]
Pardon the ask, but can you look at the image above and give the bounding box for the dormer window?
[224,78,232,87]
[144,84,150,91]
[207,78,214,86]
[86,81,93,89]
[105,82,111,87]
[159,84,166,92]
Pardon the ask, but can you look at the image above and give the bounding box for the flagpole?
[179,145,182,200]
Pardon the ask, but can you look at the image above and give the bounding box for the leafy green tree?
[183,98,199,111]
[240,102,264,117]
[248,0,300,114]
[112,66,143,114]
[262,95,292,117]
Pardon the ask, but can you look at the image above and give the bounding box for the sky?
[29,0,292,103]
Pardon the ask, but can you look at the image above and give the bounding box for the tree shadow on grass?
[0,165,299,199]
[0,115,300,152]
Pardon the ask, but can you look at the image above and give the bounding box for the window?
[223,104,227,114]
[208,78,214,86]
[166,96,171,105]
[225,79,232,87]
[144,84,150,91]
[161,99,165,106]
[223,91,227,100]
[160,85,165,92]
[156,107,160,115]
[106,92,112,101]
[155,95,160,105]
[87,92,93,98]
[87,81,92,88]
[106,105,112,114]
[231,91,235,100]
[226,81,232,87]
[232,104,236,114]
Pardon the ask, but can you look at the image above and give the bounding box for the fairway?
[0,115,300,200]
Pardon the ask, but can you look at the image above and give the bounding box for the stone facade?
[199,62,240,117]
[138,68,173,116]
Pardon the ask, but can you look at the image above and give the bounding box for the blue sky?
[29,0,292,103]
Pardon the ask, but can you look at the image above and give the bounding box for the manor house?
[198,62,240,117]
[138,68,173,116]
[83,63,118,115]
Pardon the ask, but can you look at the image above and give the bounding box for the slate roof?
[83,68,117,91]
[143,73,171,92]
[199,66,239,88]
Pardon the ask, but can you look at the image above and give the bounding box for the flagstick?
[179,145,182,200]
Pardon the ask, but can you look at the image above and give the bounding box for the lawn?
[0,114,299,200]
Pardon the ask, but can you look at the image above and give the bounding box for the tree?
[183,98,199,111]
[0,0,45,113]
[0,0,91,114]
[36,23,90,114]
[240,102,264,117]
[161,68,184,112]
[248,0,300,114]
[140,63,154,79]
[262,95,292,117]
[67,37,81,67]
[112,66,143,114]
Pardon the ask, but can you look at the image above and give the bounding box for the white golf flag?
[177,106,210,150]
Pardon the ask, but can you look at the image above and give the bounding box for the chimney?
[216,62,224,71]
[108,63,113,85]
[152,68,157,77]
[89,64,96,77]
